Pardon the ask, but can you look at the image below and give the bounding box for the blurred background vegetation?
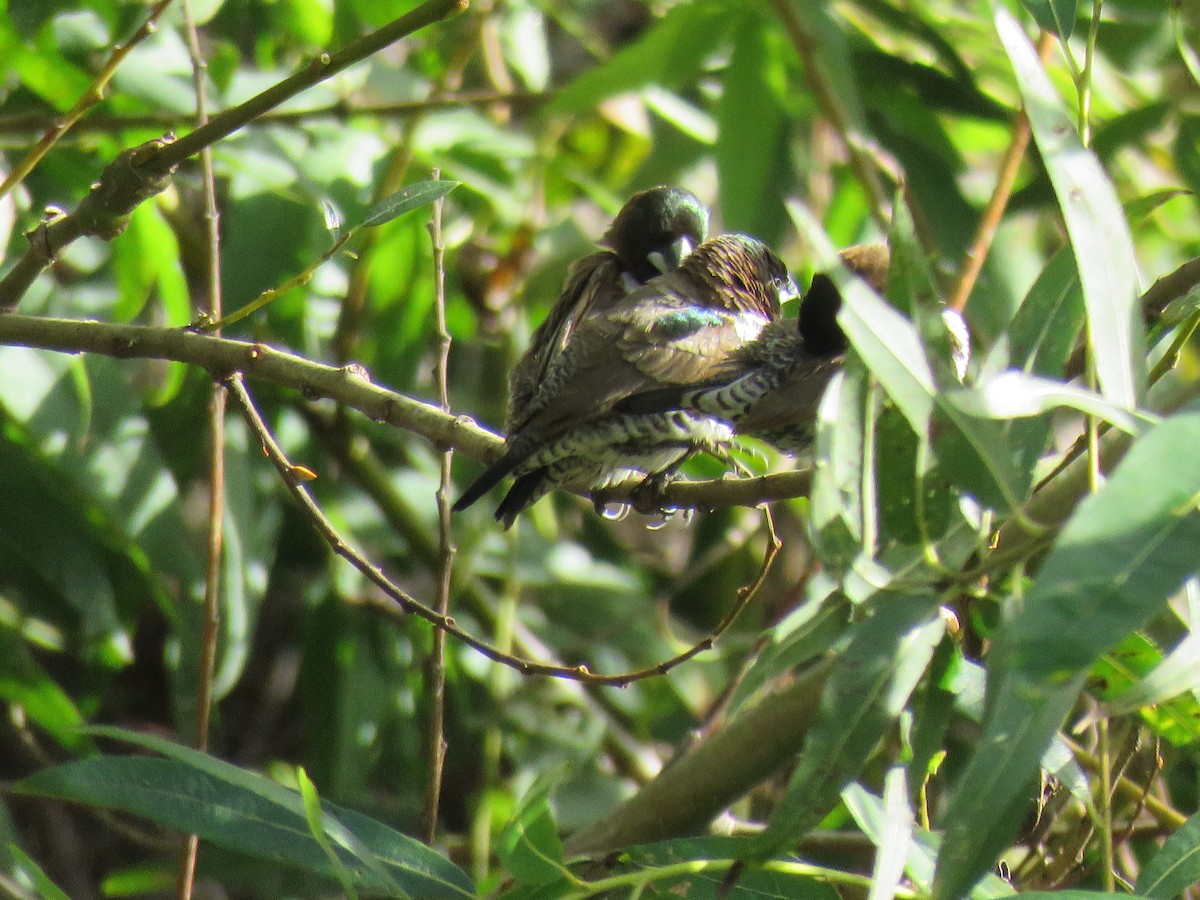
[0,0,1199,897]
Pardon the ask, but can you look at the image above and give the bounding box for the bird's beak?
[778,275,801,304]
[648,236,696,275]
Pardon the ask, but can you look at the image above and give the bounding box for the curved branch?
[0,0,468,312]
[0,314,813,510]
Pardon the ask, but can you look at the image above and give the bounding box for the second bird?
[455,233,799,527]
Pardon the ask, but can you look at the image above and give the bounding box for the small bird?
[615,244,886,454]
[507,186,710,433]
[454,234,798,527]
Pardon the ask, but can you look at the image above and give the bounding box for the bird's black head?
[685,234,799,319]
[602,187,710,283]
[798,243,889,357]
[798,274,848,357]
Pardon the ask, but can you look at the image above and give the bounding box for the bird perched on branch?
[507,186,710,433]
[617,244,885,454]
[454,233,798,527]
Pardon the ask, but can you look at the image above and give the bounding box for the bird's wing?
[507,252,624,431]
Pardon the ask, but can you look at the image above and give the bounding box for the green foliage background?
[0,0,1199,897]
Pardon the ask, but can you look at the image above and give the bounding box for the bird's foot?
[630,471,681,516]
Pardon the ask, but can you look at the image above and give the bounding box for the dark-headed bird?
[507,186,710,433]
[454,234,798,527]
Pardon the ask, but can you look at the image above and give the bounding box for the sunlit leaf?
[363,180,460,228]
[997,9,1144,407]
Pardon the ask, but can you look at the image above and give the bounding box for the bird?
[506,186,710,433]
[614,244,887,454]
[454,234,799,527]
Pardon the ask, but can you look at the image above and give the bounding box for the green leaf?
[944,372,1148,435]
[997,8,1144,407]
[868,767,914,900]
[498,774,566,887]
[17,726,474,899]
[1020,0,1077,38]
[716,16,790,246]
[1002,404,1200,680]
[935,400,1200,899]
[757,595,945,852]
[809,367,867,571]
[6,843,71,900]
[0,626,93,755]
[363,180,460,228]
[299,766,362,900]
[1136,807,1200,898]
[548,0,740,114]
[932,675,1083,900]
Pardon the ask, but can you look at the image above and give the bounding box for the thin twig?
[224,374,750,684]
[176,1,224,895]
[420,171,453,844]
[0,0,177,202]
[949,32,1055,314]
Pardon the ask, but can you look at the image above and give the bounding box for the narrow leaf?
[757,596,945,852]
[716,17,789,246]
[996,9,1144,406]
[1136,807,1200,898]
[944,372,1148,435]
[21,726,473,899]
[869,768,914,900]
[7,844,71,900]
[935,400,1200,899]
[363,180,459,228]
[498,775,566,887]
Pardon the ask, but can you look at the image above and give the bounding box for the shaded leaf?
[17,727,473,899]
[1137,807,1200,898]
[757,596,945,852]
[1020,0,1077,38]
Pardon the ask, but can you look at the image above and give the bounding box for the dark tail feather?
[494,469,549,529]
[452,452,521,513]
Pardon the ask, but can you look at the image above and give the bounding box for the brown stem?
[948,32,1055,314]
[177,2,225,895]
[420,174,453,844]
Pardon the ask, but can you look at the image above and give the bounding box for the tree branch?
[0,0,468,313]
[0,314,813,511]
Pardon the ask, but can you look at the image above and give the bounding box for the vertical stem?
[1098,718,1116,891]
[177,1,224,896]
[949,32,1055,313]
[420,170,455,844]
[1079,0,1104,146]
